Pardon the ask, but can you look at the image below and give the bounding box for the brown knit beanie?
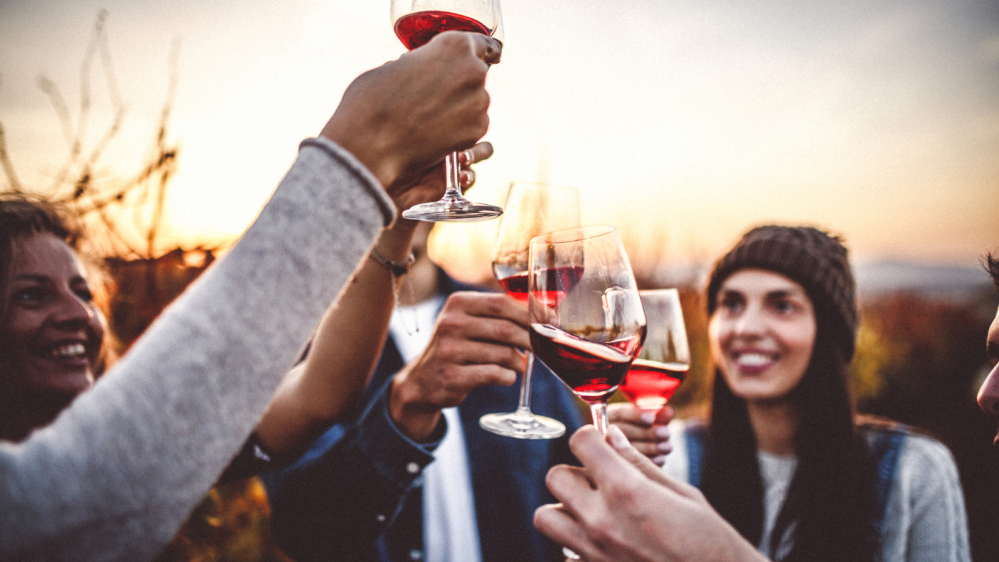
[706,225,858,361]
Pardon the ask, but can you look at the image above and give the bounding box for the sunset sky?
[1,0,997,281]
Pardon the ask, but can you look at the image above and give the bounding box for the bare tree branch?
[16,10,200,261]
[0,121,24,193]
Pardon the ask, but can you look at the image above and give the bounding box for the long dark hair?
[0,194,115,441]
[699,289,880,561]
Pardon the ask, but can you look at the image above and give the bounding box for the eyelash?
[10,286,94,305]
[12,288,44,302]
[774,300,795,312]
[720,296,743,311]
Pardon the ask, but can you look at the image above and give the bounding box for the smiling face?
[976,306,999,446]
[2,232,104,398]
[709,269,817,405]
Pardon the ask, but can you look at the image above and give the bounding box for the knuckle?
[448,292,474,308]
[439,31,465,51]
[436,339,462,361]
[588,522,615,546]
[494,366,517,386]
[435,315,463,336]
[505,346,524,368]
[545,465,567,489]
[494,321,517,343]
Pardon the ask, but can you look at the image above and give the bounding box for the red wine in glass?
[395,10,491,49]
[618,289,690,415]
[493,264,530,302]
[479,182,580,440]
[619,359,688,412]
[494,264,584,306]
[390,0,504,222]
[530,323,639,403]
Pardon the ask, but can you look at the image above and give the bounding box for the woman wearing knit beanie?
[610,225,969,562]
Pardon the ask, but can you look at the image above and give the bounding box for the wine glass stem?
[589,402,609,435]
[513,352,535,417]
[443,151,463,201]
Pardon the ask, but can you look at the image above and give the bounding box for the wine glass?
[479,182,580,439]
[618,289,690,413]
[528,226,646,432]
[390,0,505,222]
[528,226,645,560]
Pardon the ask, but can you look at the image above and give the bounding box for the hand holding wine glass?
[390,0,505,221]
[480,182,580,439]
[321,31,498,198]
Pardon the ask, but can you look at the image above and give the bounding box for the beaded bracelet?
[368,248,415,277]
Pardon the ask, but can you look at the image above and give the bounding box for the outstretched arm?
[0,31,501,560]
[253,143,494,457]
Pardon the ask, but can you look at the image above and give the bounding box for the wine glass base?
[479,412,566,439]
[402,199,503,222]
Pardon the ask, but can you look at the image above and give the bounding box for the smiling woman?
[0,194,113,442]
[610,225,971,562]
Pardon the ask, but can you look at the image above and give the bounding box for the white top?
[390,297,483,562]
[663,418,970,562]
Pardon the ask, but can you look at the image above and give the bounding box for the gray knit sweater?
[0,137,396,561]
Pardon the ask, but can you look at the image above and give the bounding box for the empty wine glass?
[390,0,505,222]
[479,182,580,439]
[618,289,690,413]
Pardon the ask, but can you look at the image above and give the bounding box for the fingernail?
[463,149,474,164]
[639,412,656,425]
[657,441,673,453]
[655,426,670,440]
[653,455,666,466]
[608,425,630,450]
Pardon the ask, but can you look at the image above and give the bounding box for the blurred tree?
[853,290,999,562]
[1,11,286,561]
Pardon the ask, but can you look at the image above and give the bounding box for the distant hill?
[646,259,992,303]
[853,260,991,301]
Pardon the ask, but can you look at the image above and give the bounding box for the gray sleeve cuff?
[299,137,397,227]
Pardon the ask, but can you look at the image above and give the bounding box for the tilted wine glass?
[390,0,505,222]
[528,226,646,433]
[479,182,580,439]
[618,289,690,414]
[527,225,646,560]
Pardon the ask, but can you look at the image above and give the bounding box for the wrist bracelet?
[369,248,415,277]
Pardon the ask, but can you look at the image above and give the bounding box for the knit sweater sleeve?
[0,137,396,561]
[879,434,970,562]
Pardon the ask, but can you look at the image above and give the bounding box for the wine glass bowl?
[618,289,690,413]
[390,0,504,222]
[479,182,580,439]
[527,226,646,434]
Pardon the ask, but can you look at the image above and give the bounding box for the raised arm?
[253,143,494,457]
[0,31,501,561]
